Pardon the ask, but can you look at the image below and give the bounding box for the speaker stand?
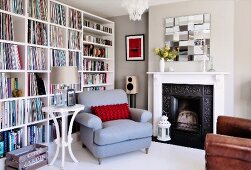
[128,94,136,108]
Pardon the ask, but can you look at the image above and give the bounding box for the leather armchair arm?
[205,134,251,163]
[129,108,152,123]
[75,112,102,130]
[217,116,251,138]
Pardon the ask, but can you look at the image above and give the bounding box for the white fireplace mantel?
[147,72,229,136]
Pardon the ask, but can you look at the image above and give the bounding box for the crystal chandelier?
[122,0,149,21]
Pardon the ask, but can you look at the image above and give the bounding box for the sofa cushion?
[91,103,130,122]
[94,119,152,145]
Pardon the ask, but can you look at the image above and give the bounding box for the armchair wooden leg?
[145,148,149,154]
[98,158,102,165]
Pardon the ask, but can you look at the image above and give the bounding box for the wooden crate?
[5,144,48,170]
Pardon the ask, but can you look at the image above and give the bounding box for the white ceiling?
[57,0,190,18]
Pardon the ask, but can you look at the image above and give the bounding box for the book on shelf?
[50,25,64,48]
[50,1,66,26]
[27,98,45,123]
[0,43,22,70]
[0,73,19,99]
[68,30,80,50]
[83,73,106,85]
[69,51,81,70]
[27,124,46,145]
[0,12,14,41]
[28,20,48,46]
[83,86,106,91]
[83,44,108,58]
[83,19,112,34]
[68,8,82,30]
[51,49,66,67]
[27,46,46,70]
[0,129,22,156]
[0,0,24,15]
[83,34,112,46]
[0,100,25,129]
[83,59,108,71]
[28,0,47,21]
[28,73,46,96]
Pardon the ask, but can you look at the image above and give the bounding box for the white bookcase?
[0,0,114,157]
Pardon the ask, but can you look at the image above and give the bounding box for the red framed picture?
[125,34,145,61]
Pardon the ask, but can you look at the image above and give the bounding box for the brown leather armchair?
[205,116,251,170]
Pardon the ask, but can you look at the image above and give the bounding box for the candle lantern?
[157,115,171,141]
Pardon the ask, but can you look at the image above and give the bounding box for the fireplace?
[162,84,213,149]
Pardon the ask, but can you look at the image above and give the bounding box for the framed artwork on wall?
[125,34,145,61]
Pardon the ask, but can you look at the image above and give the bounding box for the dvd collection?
[0,43,22,70]
[83,34,112,46]
[83,19,112,34]
[51,49,66,67]
[69,51,81,70]
[27,98,45,123]
[27,46,46,70]
[0,0,23,15]
[68,30,80,50]
[83,73,106,85]
[83,59,108,71]
[50,1,66,26]
[0,13,14,41]
[69,8,82,30]
[50,25,64,48]
[28,0,47,21]
[83,44,108,58]
[28,20,48,46]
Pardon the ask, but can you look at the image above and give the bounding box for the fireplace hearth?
[162,84,213,149]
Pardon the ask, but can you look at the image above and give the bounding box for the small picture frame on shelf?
[67,89,76,106]
[125,34,145,61]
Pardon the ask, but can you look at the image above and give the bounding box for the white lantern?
[157,115,171,141]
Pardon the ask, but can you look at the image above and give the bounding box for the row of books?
[50,1,66,26]
[0,74,19,99]
[51,49,66,67]
[83,44,108,58]
[83,73,106,85]
[0,129,23,157]
[27,98,45,123]
[50,26,64,48]
[0,43,22,70]
[27,46,46,70]
[68,30,80,50]
[0,13,14,41]
[27,124,46,145]
[83,59,108,71]
[28,0,47,21]
[0,0,23,15]
[28,73,46,96]
[68,8,82,30]
[83,35,112,46]
[69,51,81,70]
[83,86,106,91]
[83,19,112,34]
[0,100,25,129]
[28,20,48,46]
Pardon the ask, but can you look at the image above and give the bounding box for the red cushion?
[91,103,130,122]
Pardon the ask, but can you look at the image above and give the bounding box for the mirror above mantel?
[165,13,211,61]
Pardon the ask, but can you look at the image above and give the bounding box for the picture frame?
[67,88,76,106]
[125,34,145,61]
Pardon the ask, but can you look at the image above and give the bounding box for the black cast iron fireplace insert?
[162,84,213,149]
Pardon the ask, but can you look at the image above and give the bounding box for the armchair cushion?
[75,112,102,130]
[91,103,130,122]
[94,119,152,145]
[129,108,152,123]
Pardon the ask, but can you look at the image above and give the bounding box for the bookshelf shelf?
[0,0,114,158]
[83,41,112,48]
[82,26,112,36]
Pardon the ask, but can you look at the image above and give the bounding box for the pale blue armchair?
[75,89,152,164]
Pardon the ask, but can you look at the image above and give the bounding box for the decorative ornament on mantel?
[122,0,149,21]
[154,45,178,72]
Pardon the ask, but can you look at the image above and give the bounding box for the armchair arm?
[217,116,251,138]
[129,108,152,123]
[205,134,251,163]
[75,112,102,130]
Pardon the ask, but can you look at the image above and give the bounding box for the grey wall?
[148,0,235,116]
[109,13,149,109]
[234,0,251,119]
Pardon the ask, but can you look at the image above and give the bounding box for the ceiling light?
[122,0,149,21]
